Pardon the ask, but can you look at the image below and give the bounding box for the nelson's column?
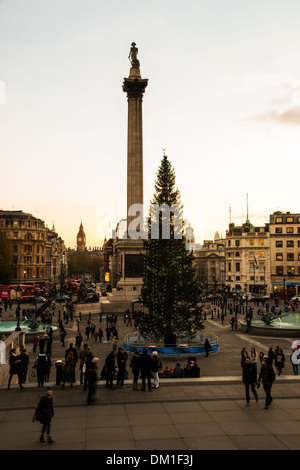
[112,43,148,293]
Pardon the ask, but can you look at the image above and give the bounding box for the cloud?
[243,75,300,127]
[255,106,300,126]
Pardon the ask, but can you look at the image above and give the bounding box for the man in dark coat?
[20,348,29,384]
[140,348,152,391]
[258,358,276,409]
[33,385,55,443]
[116,347,128,388]
[242,356,258,406]
[105,350,116,389]
[7,348,23,390]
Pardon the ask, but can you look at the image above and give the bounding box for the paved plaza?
[1,300,300,451]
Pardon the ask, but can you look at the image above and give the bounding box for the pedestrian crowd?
[240,342,300,410]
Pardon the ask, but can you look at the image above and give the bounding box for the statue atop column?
[128,42,140,68]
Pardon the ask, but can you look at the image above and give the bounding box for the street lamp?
[283,277,286,303]
[15,284,22,331]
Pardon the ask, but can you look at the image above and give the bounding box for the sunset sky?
[1,0,300,248]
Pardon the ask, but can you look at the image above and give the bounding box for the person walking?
[151,351,162,389]
[65,342,78,383]
[79,344,89,385]
[267,347,275,366]
[204,338,211,357]
[33,386,55,444]
[257,357,276,409]
[7,348,23,390]
[33,335,38,354]
[105,350,116,390]
[36,351,48,388]
[62,351,75,388]
[130,350,141,390]
[116,347,128,388]
[250,347,258,374]
[241,347,248,368]
[140,348,152,391]
[291,346,300,375]
[20,348,29,384]
[242,357,258,406]
[274,347,285,376]
[86,358,99,405]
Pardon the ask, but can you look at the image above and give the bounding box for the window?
[275,217,283,223]
[287,266,295,275]
[276,266,284,275]
[236,262,240,272]
[250,239,254,246]
[287,241,294,247]
[275,227,282,233]
[276,253,283,261]
[235,252,240,257]
[287,227,294,233]
[13,232,18,239]
[287,253,294,261]
[260,239,264,246]
[228,240,231,247]
[228,262,231,272]
[298,217,300,223]
[259,252,265,257]
[235,240,240,247]
[286,217,294,223]
[13,244,18,253]
[276,241,283,247]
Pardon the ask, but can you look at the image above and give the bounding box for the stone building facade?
[269,211,300,297]
[0,210,66,287]
[225,220,271,295]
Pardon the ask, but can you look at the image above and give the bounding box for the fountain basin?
[241,312,300,338]
[0,321,58,342]
[124,333,219,355]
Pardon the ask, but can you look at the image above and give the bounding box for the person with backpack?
[257,357,276,409]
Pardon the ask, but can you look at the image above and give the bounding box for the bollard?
[55,360,64,385]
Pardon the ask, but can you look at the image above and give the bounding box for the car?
[55,293,70,302]
[242,293,256,301]
[291,296,300,302]
[35,296,47,302]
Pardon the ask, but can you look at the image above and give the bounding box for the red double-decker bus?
[0,284,36,301]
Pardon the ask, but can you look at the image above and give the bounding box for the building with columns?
[225,219,271,295]
[0,210,66,287]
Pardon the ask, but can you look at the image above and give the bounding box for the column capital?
[123,77,148,100]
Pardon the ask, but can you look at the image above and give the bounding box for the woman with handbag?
[32,386,55,444]
[62,351,75,388]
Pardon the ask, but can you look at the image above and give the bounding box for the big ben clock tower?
[77,221,86,252]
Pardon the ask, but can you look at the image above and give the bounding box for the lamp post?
[15,284,22,331]
[283,277,286,303]
[245,282,248,314]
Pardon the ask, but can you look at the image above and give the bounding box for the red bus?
[0,284,36,301]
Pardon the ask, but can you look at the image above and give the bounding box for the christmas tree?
[139,153,204,345]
